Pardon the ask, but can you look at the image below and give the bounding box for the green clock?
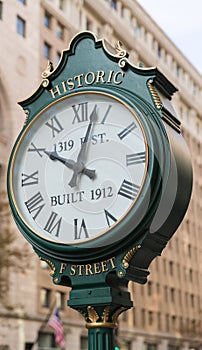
[8,91,159,256]
[7,32,192,266]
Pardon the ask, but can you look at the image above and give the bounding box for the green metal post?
[88,327,114,350]
[68,284,132,350]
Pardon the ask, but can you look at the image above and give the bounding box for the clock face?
[10,92,148,246]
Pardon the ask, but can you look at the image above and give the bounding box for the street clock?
[8,31,192,285]
[7,32,193,346]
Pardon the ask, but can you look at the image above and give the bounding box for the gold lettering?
[69,257,116,277]
[70,265,76,276]
[85,71,95,85]
[94,262,101,274]
[67,77,74,90]
[107,70,114,83]
[61,81,67,93]
[85,264,93,275]
[74,74,84,87]
[78,264,85,276]
[59,262,67,274]
[49,84,62,98]
[96,70,105,83]
[113,71,125,85]
[108,257,116,269]
[101,260,109,273]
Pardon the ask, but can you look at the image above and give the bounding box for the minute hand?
[68,106,97,187]
[77,105,97,164]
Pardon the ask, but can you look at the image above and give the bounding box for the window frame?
[17,15,26,37]
[43,41,51,59]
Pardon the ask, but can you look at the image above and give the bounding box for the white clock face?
[11,92,148,245]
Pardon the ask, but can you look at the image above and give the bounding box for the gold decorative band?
[147,79,162,110]
[86,322,115,329]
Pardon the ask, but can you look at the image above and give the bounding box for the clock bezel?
[8,88,167,261]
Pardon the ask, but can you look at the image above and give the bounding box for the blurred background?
[0,1,202,349]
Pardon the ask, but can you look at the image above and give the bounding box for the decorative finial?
[41,60,54,79]
[115,41,129,69]
[41,60,54,88]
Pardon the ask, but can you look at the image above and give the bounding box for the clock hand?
[77,105,97,165]
[44,150,75,169]
[44,150,95,181]
[68,105,97,187]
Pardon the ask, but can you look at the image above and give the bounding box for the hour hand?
[44,150,75,170]
[44,150,96,185]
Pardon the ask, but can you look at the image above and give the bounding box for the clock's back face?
[10,92,148,246]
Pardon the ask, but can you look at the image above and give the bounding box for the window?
[40,288,50,307]
[145,343,157,350]
[56,22,64,39]
[163,259,167,274]
[190,294,195,308]
[148,311,153,325]
[192,83,196,95]
[171,288,175,302]
[171,315,176,331]
[147,281,152,296]
[25,343,34,350]
[86,18,92,31]
[0,1,3,20]
[133,308,136,326]
[157,43,161,58]
[157,312,161,330]
[81,337,88,350]
[169,261,174,275]
[38,332,56,349]
[122,341,131,350]
[189,268,193,282]
[166,314,170,331]
[135,23,141,36]
[59,0,65,10]
[18,0,26,4]
[17,16,26,37]
[176,65,180,77]
[141,308,146,327]
[164,286,168,302]
[43,42,51,59]
[44,11,52,28]
[56,291,65,310]
[111,0,117,10]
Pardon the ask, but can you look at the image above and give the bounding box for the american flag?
[48,308,65,349]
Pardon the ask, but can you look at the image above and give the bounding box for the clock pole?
[67,279,133,350]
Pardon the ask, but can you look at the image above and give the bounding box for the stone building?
[0,0,202,349]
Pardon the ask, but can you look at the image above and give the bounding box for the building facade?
[0,0,202,349]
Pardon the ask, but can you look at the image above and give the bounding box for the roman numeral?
[21,171,39,187]
[104,210,117,227]
[74,218,89,239]
[44,212,62,237]
[100,104,112,124]
[126,152,146,166]
[118,179,139,200]
[72,102,89,123]
[45,115,64,138]
[118,122,137,140]
[25,192,45,220]
[28,142,46,157]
